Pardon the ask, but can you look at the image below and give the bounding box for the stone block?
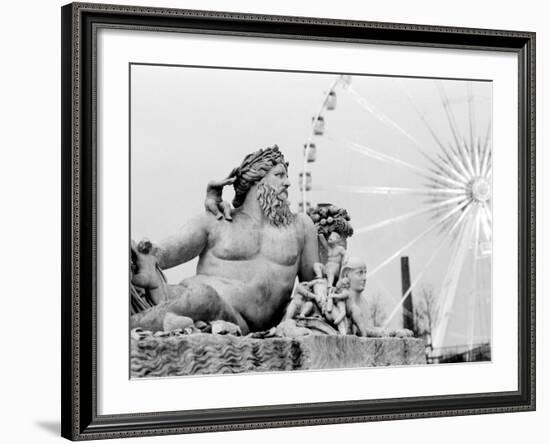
[130,331,426,378]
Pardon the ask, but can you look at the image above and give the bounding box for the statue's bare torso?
[149,209,317,333]
[192,210,308,331]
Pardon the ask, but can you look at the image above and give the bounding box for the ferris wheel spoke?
[429,165,456,183]
[477,139,489,180]
[480,123,492,177]
[482,148,492,179]
[475,138,483,173]
[480,205,492,240]
[483,121,492,148]
[355,195,468,235]
[436,80,462,149]
[479,134,489,171]
[426,175,466,191]
[485,152,493,178]
[434,81,476,180]
[366,198,471,279]
[472,137,481,176]
[433,154,470,184]
[344,85,434,159]
[394,79,451,154]
[431,215,477,350]
[423,155,471,188]
[458,140,477,179]
[446,141,475,181]
[326,136,429,175]
[448,200,474,234]
[482,202,493,225]
[467,82,477,151]
[322,185,467,196]
[327,136,466,189]
[381,232,454,329]
[347,84,466,179]
[473,204,482,259]
[437,140,473,182]
[480,149,490,179]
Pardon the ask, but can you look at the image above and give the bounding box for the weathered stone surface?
[297,335,425,368]
[130,331,426,378]
[131,333,303,377]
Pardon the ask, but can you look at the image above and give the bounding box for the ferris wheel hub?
[470,177,491,202]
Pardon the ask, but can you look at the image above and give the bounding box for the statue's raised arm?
[204,174,236,221]
[153,213,211,270]
[298,213,319,283]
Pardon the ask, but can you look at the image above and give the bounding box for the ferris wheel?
[299,74,492,353]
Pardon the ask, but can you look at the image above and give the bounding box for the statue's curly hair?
[230,145,288,208]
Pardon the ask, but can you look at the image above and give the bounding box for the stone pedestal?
[131,331,426,378]
[299,335,426,369]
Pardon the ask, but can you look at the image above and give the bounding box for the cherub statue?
[283,276,327,321]
[309,261,349,335]
[317,231,347,292]
[315,231,346,317]
[282,262,355,336]
[295,281,321,318]
[324,288,349,335]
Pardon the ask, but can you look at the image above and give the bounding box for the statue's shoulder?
[188,212,223,233]
[295,212,315,232]
[202,209,244,234]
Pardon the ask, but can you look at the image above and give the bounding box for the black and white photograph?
[129,65,493,378]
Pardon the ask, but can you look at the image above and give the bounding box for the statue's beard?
[256,183,295,227]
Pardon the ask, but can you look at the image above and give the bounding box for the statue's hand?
[205,176,236,221]
[295,282,315,300]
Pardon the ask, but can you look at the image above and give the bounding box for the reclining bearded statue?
[131,145,319,335]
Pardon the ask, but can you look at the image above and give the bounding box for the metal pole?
[401,256,415,331]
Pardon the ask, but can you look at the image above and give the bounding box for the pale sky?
[130,64,492,347]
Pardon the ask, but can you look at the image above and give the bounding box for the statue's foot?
[163,312,194,332]
[211,320,242,336]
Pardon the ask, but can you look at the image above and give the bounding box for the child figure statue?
[335,257,370,337]
[282,271,327,321]
[325,287,350,335]
[294,279,325,318]
[318,231,347,290]
[317,231,347,316]
[312,259,349,335]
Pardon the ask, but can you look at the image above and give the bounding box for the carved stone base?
[130,330,426,378]
[298,335,426,369]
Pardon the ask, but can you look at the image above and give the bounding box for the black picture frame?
[61,2,536,440]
